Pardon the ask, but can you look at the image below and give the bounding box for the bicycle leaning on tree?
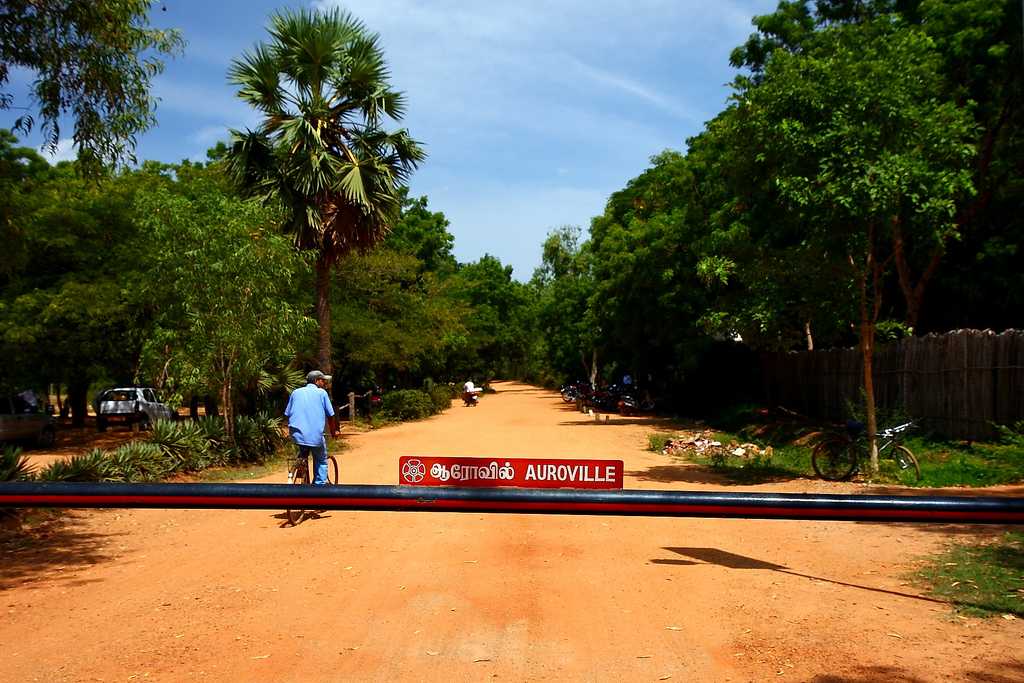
[811,419,922,482]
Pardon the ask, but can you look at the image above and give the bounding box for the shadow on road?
[810,659,1024,683]
[558,417,681,428]
[0,512,119,590]
[852,520,1021,539]
[651,546,951,606]
[626,463,731,485]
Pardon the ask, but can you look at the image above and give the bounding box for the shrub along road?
[2,381,1022,681]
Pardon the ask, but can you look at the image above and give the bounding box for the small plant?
[106,442,166,481]
[38,449,114,482]
[1,445,34,481]
[648,433,673,452]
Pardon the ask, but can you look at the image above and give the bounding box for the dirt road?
[2,381,1022,682]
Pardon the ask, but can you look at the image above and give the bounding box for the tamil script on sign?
[398,456,624,489]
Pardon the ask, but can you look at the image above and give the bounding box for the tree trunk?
[804,321,814,351]
[854,237,880,476]
[315,253,333,375]
[221,361,234,442]
[892,219,942,332]
[189,396,199,421]
[860,318,880,475]
[588,349,598,388]
[67,379,89,429]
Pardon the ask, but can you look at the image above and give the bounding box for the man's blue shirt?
[284,383,335,446]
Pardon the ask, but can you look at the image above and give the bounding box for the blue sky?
[3,0,777,280]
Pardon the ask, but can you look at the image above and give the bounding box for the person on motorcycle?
[463,379,481,406]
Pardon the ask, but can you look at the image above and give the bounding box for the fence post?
[348,392,356,421]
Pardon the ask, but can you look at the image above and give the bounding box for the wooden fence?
[759,329,1024,439]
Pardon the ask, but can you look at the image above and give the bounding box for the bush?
[1,445,33,481]
[106,442,167,481]
[38,448,116,482]
[381,389,435,421]
[422,379,455,414]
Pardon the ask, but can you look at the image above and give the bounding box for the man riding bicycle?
[284,370,339,485]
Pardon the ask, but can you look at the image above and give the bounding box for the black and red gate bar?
[1,482,1022,524]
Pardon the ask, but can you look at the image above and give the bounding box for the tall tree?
[0,0,183,173]
[731,0,1024,331]
[226,8,425,375]
[728,19,975,470]
[134,181,313,439]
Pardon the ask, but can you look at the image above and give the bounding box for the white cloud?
[566,57,699,122]
[189,124,231,146]
[40,138,77,163]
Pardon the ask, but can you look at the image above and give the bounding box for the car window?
[143,389,157,402]
[103,390,136,402]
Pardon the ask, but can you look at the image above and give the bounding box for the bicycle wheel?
[286,458,309,525]
[812,436,860,481]
[893,445,921,482]
[326,455,339,485]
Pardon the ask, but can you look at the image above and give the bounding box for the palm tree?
[226,8,425,374]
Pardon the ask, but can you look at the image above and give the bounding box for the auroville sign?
[399,456,624,489]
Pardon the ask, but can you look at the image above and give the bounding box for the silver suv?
[95,387,174,432]
[0,392,56,447]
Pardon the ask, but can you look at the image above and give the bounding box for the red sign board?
[398,456,623,489]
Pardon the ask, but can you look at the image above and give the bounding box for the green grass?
[913,532,1024,617]
[907,436,1024,488]
[648,433,673,452]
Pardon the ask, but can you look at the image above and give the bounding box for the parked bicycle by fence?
[286,445,339,525]
[812,419,921,482]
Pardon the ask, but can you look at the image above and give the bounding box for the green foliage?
[226,7,425,375]
[448,255,538,380]
[386,191,457,273]
[104,441,166,481]
[331,248,468,386]
[232,412,285,463]
[381,389,435,421]
[422,379,455,413]
[148,419,218,471]
[908,436,1024,488]
[914,532,1024,617]
[0,445,33,481]
[647,433,673,453]
[37,448,114,482]
[0,0,184,173]
[134,176,314,432]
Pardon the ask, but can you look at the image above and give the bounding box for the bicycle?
[286,445,340,525]
[811,419,921,482]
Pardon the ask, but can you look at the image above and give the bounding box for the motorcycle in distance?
[616,391,656,416]
[462,380,482,407]
[560,380,591,404]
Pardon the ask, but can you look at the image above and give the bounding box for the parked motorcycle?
[463,390,480,407]
[616,392,656,416]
